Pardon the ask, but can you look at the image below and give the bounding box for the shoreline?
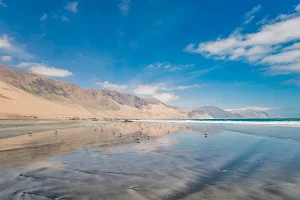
[0,119,107,139]
[1,120,300,199]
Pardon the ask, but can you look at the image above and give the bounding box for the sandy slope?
[0,81,185,119]
[0,81,96,119]
[0,81,92,118]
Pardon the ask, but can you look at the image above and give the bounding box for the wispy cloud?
[145,62,194,72]
[60,16,69,22]
[52,14,70,22]
[40,13,47,21]
[296,4,300,12]
[96,81,127,92]
[0,0,7,7]
[117,28,124,36]
[184,5,300,76]
[0,34,34,59]
[134,84,202,94]
[226,106,275,111]
[1,55,12,61]
[119,0,130,15]
[282,78,300,86]
[256,16,269,25]
[16,62,73,77]
[65,1,79,13]
[188,66,219,80]
[244,4,262,24]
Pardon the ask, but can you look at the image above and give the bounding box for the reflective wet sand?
[0,122,300,199]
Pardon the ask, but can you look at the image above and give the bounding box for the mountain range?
[0,65,273,120]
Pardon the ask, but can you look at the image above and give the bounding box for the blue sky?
[1,0,300,117]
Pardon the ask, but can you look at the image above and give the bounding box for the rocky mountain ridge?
[0,65,273,119]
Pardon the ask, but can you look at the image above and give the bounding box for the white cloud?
[134,83,202,103]
[0,0,7,7]
[0,35,12,49]
[96,81,127,92]
[153,93,179,103]
[145,62,194,72]
[1,55,12,61]
[266,63,300,75]
[0,35,33,59]
[283,42,300,50]
[134,85,158,95]
[30,66,73,77]
[134,86,180,103]
[119,0,130,15]
[40,13,47,21]
[65,1,79,13]
[15,62,73,77]
[244,4,262,24]
[262,49,300,64]
[60,16,69,22]
[134,84,202,95]
[184,6,300,76]
[15,62,32,68]
[226,106,274,111]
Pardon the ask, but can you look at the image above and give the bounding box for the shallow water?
[0,122,300,199]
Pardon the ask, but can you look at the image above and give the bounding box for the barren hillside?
[0,65,184,119]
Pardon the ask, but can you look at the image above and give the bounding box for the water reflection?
[0,122,182,167]
[0,122,300,199]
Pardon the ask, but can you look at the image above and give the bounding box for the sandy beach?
[1,120,300,199]
[0,121,183,167]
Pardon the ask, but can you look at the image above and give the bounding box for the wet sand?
[0,122,181,167]
[0,119,108,139]
[0,121,300,199]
